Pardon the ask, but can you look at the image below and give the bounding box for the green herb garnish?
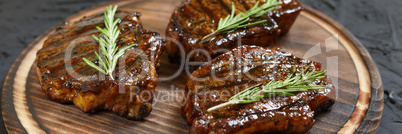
[200,0,282,44]
[83,5,137,80]
[207,65,327,112]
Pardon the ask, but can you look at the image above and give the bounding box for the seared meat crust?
[182,46,335,133]
[36,11,165,120]
[166,0,302,62]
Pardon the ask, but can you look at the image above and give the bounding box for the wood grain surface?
[1,0,383,133]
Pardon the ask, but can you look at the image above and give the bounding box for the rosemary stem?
[206,66,327,112]
[83,5,136,79]
[199,31,218,44]
[109,72,114,80]
[199,0,281,43]
[207,100,236,112]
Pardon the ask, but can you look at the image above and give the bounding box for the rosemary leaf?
[82,5,138,80]
[200,0,282,43]
[207,66,328,112]
[83,58,107,74]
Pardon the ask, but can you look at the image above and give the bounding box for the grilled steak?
[36,11,165,120]
[166,0,302,62]
[182,46,335,133]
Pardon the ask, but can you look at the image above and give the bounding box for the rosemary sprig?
[207,65,327,112]
[83,5,137,80]
[200,0,282,44]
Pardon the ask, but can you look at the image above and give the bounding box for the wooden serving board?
[1,0,383,133]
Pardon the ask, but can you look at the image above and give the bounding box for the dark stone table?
[0,0,400,133]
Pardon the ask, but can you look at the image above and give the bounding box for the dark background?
[0,0,401,133]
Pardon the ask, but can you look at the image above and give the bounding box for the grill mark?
[41,18,135,55]
[195,0,218,23]
[38,29,99,57]
[191,63,260,93]
[238,0,252,10]
[44,51,97,77]
[186,3,209,21]
[38,40,97,68]
[44,12,118,46]
[200,61,309,91]
[72,50,144,77]
[47,23,100,45]
[180,3,213,33]
[204,0,230,21]
[73,62,99,76]
[69,54,98,75]
[183,0,217,35]
[44,12,132,48]
[84,47,150,79]
[217,67,268,82]
[217,0,232,14]
[41,44,96,71]
[39,26,143,73]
